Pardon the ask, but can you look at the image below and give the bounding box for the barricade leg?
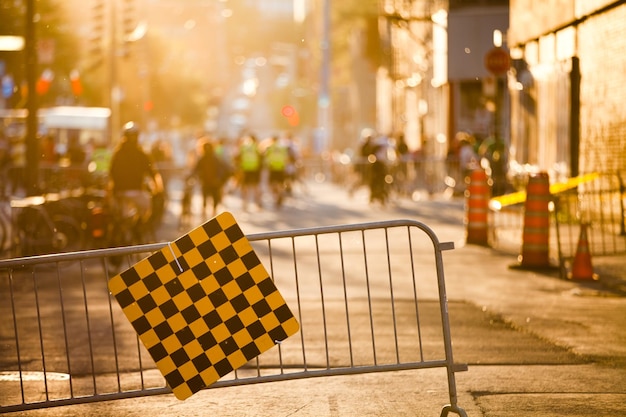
[440,404,469,417]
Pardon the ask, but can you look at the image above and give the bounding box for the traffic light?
[281,105,300,127]
[36,69,54,95]
[70,69,83,96]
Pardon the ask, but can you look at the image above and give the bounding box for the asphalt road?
[2,178,625,416]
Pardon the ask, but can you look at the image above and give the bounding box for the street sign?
[108,212,299,400]
[485,47,510,76]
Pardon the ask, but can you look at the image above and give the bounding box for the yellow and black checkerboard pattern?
[108,212,299,400]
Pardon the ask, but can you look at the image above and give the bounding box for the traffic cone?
[568,223,599,281]
[465,169,490,246]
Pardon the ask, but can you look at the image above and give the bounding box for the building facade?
[508,0,626,180]
[379,0,509,177]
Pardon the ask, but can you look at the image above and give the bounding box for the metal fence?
[0,219,468,417]
[488,171,626,275]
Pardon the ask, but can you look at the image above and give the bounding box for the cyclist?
[107,122,164,244]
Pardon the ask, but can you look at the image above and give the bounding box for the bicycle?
[0,196,12,256]
[10,195,84,257]
[104,190,158,270]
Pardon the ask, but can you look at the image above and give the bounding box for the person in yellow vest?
[234,134,263,211]
[88,140,113,188]
[263,135,291,209]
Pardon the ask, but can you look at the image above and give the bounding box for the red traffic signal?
[281,105,299,126]
[281,105,295,117]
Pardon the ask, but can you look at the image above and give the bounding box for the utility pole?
[110,0,120,142]
[25,0,39,196]
[317,0,331,153]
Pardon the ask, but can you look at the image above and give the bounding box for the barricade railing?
[0,219,468,416]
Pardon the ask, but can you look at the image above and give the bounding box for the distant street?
[157,175,469,242]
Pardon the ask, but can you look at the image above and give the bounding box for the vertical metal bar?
[277,236,297,374]
[136,333,145,389]
[265,237,279,372]
[383,227,400,363]
[103,259,123,392]
[596,179,608,254]
[361,229,377,365]
[80,259,97,393]
[313,233,331,369]
[8,269,26,403]
[608,174,620,250]
[617,171,626,236]
[433,241,461,410]
[608,174,620,252]
[57,261,75,397]
[250,237,263,377]
[253,354,261,378]
[290,236,306,371]
[136,247,149,387]
[406,226,425,362]
[32,267,49,400]
[338,232,355,367]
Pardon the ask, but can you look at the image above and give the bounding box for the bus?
[0,106,111,146]
[0,106,112,190]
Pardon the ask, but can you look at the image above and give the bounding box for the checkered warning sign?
[108,212,299,400]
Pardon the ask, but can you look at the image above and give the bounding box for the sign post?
[484,46,510,196]
[25,0,39,196]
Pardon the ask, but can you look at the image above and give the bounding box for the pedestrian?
[108,122,164,243]
[179,176,195,231]
[368,134,394,205]
[40,134,57,165]
[89,138,112,188]
[283,132,303,195]
[188,138,231,218]
[349,129,376,197]
[234,133,263,211]
[393,133,410,195]
[457,132,479,183]
[263,135,290,208]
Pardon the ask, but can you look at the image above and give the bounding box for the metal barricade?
[0,219,468,417]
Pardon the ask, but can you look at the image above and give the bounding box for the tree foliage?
[0,0,80,107]
[331,0,381,86]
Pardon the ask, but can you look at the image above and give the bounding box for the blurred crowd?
[0,122,510,251]
[335,128,508,206]
[0,124,312,257]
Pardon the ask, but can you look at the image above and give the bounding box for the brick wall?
[577,3,626,173]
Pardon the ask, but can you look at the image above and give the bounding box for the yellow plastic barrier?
[489,172,599,210]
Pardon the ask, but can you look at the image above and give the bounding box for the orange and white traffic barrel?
[519,172,552,268]
[465,169,490,246]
